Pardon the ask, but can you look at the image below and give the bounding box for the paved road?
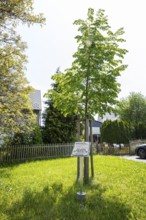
[119,155,146,163]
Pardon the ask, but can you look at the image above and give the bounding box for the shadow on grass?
[3,181,133,220]
[57,181,132,220]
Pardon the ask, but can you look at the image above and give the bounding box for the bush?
[11,125,43,145]
[101,120,131,144]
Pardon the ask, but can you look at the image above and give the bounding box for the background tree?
[42,99,77,144]
[0,0,44,26]
[116,92,146,139]
[101,120,131,144]
[0,0,45,141]
[32,125,43,144]
[0,37,36,137]
[0,0,45,59]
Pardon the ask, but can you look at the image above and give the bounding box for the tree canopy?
[117,92,146,125]
[47,8,128,120]
[0,0,45,139]
[0,0,45,51]
[0,0,45,25]
[116,92,146,139]
[42,95,77,144]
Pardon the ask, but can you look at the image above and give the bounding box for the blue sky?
[17,0,146,109]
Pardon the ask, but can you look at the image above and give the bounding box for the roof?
[92,121,102,127]
[30,90,42,110]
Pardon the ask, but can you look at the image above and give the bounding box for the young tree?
[46,8,128,182]
[116,92,146,139]
[0,0,45,140]
[48,8,128,119]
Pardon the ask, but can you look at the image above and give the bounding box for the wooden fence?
[0,142,133,163]
[0,143,74,163]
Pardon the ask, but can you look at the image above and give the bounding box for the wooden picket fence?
[0,143,74,163]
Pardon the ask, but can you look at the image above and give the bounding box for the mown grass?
[0,155,146,220]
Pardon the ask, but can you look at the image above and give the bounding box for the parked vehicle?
[135,144,146,159]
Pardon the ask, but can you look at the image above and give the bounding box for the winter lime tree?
[46,8,128,182]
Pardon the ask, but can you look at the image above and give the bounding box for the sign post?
[71,142,90,157]
[71,142,90,207]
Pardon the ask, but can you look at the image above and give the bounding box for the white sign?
[71,142,90,157]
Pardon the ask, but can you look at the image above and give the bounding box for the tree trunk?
[84,118,89,183]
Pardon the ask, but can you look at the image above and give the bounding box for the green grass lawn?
[0,155,146,220]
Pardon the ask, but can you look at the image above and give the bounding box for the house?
[89,112,118,143]
[30,90,42,126]
[88,121,102,142]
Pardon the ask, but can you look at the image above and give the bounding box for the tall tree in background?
[0,1,45,139]
[0,0,44,25]
[43,83,77,143]
[46,8,128,182]
[116,92,146,139]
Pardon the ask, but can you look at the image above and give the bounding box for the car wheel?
[138,149,146,159]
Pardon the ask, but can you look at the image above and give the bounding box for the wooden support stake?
[77,117,80,181]
[90,120,94,178]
